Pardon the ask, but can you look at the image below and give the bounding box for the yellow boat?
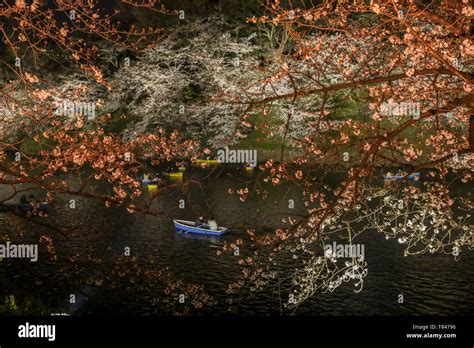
[163,172,184,179]
[147,185,158,190]
[196,159,220,165]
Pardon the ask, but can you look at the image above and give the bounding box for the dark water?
[94,216,474,315]
[0,168,473,315]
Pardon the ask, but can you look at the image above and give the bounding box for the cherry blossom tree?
[221,0,473,310]
[105,15,260,147]
[0,0,195,209]
[0,0,208,313]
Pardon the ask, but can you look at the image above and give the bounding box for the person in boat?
[28,195,37,204]
[143,173,150,181]
[30,194,44,213]
[194,216,204,228]
[208,217,218,230]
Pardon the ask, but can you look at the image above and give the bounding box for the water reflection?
[0,168,472,315]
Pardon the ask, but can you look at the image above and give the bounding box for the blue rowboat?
[17,203,50,211]
[136,178,153,185]
[384,173,420,181]
[136,178,158,186]
[173,220,228,236]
